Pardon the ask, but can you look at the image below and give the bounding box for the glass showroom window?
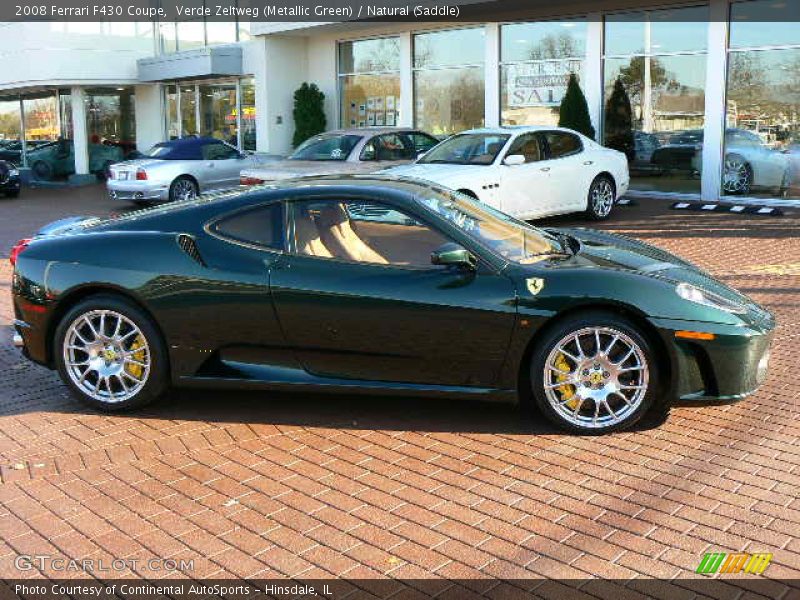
[603,5,708,194]
[85,88,137,159]
[724,0,800,199]
[0,100,21,146]
[240,78,256,151]
[165,84,179,140]
[413,28,485,135]
[199,83,238,144]
[500,19,587,127]
[338,37,401,128]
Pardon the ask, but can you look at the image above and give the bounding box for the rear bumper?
[107,181,170,202]
[652,316,774,403]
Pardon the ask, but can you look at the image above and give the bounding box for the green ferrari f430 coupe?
[10,176,774,434]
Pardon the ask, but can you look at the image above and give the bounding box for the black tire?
[722,154,753,195]
[54,295,169,412]
[32,160,53,181]
[4,190,20,198]
[169,176,198,203]
[585,175,616,220]
[456,189,479,200]
[97,160,115,181]
[528,311,661,435]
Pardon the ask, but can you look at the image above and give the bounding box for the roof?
[458,126,581,135]
[155,136,223,147]
[322,127,428,136]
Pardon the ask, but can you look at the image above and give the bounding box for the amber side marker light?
[675,330,716,341]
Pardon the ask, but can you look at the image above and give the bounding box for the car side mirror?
[431,243,477,270]
[503,154,526,166]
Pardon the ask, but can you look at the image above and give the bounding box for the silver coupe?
[239,128,440,186]
[107,137,266,204]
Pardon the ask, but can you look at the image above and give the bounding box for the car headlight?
[676,282,746,314]
[9,168,18,176]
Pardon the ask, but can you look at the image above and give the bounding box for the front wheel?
[529,312,660,434]
[54,295,169,412]
[169,176,198,203]
[5,190,20,198]
[722,155,753,195]
[585,176,616,220]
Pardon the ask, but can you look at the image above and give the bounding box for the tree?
[292,83,326,147]
[558,74,595,140]
[604,78,635,161]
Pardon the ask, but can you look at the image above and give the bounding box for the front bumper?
[1,175,21,193]
[652,316,774,403]
[107,180,170,202]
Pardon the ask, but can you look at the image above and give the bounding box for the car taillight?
[240,175,264,186]
[136,168,148,181]
[9,238,31,266]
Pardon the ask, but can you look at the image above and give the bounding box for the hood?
[241,160,381,181]
[559,227,756,309]
[384,162,486,182]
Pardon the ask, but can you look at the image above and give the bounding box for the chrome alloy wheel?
[590,180,615,217]
[62,310,151,404]
[722,156,751,194]
[173,178,197,201]
[543,326,649,429]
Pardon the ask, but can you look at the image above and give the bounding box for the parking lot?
[0,186,798,594]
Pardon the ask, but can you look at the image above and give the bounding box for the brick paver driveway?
[0,187,798,595]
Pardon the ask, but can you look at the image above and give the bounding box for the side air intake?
[176,234,207,267]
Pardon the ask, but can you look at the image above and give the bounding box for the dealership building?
[0,0,799,202]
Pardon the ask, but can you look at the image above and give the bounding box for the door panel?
[499,133,557,218]
[269,256,517,387]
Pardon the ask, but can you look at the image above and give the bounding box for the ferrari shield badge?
[526,277,545,296]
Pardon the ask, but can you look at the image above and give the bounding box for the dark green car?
[10,176,774,434]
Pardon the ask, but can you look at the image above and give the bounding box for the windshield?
[419,188,560,263]
[418,133,510,166]
[289,134,362,161]
[142,143,194,160]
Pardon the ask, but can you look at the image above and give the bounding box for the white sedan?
[385,126,629,221]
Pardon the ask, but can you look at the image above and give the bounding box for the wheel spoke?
[83,317,99,339]
[573,334,585,358]
[594,329,602,355]
[605,335,619,356]
[546,380,576,389]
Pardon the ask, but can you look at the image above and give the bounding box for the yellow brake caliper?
[554,353,579,410]
[125,336,146,380]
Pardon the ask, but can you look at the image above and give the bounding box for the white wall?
[134,85,165,152]
[0,22,153,90]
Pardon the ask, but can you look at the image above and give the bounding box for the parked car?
[107,137,265,204]
[239,128,441,185]
[0,140,49,164]
[27,139,124,181]
[0,160,20,198]
[652,128,791,195]
[631,131,662,173]
[10,175,773,434]
[385,126,630,221]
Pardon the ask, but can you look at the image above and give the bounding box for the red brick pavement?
[0,188,798,595]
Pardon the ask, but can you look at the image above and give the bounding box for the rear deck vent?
[177,234,207,267]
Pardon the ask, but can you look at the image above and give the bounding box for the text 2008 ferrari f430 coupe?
[10,176,774,433]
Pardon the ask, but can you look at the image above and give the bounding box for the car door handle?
[584,160,594,166]
[540,167,551,172]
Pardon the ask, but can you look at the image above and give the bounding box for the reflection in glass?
[413,28,485,68]
[0,101,21,144]
[199,84,238,145]
[165,85,179,140]
[240,78,256,151]
[338,38,401,128]
[500,20,586,126]
[85,88,137,158]
[603,8,707,194]
[730,0,800,49]
[180,85,198,135]
[414,68,485,135]
[723,47,800,199]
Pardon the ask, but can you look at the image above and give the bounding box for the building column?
[701,0,729,201]
[484,23,500,128]
[399,32,413,127]
[134,84,166,151]
[70,86,90,176]
[584,13,603,140]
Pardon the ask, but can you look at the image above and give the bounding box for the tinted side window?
[544,132,583,158]
[407,132,439,154]
[202,142,239,160]
[292,199,450,268]
[214,203,283,249]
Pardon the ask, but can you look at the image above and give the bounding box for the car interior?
[293,201,449,267]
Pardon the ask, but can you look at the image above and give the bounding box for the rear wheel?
[529,312,659,434]
[5,190,19,198]
[169,176,198,203]
[585,176,616,220]
[54,295,169,411]
[32,160,53,181]
[722,154,753,195]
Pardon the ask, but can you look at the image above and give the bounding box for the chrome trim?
[12,333,23,348]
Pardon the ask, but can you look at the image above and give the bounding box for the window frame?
[541,130,584,160]
[205,199,287,253]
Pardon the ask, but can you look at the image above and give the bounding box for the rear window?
[212,203,284,249]
[544,132,583,158]
[143,141,202,160]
